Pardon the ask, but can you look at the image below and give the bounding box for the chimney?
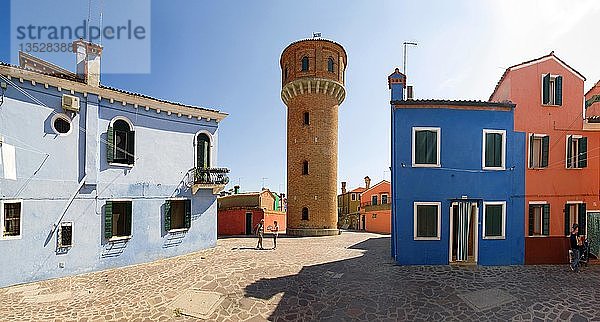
[234,185,240,194]
[388,68,406,101]
[73,39,103,87]
[341,182,347,194]
[364,176,371,190]
[407,85,414,100]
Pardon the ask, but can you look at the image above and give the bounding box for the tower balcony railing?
[188,167,230,194]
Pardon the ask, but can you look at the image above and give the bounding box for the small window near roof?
[328,57,334,72]
[301,56,309,71]
[52,116,71,135]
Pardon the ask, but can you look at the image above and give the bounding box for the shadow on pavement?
[244,236,600,321]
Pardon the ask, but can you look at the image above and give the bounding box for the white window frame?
[108,199,133,241]
[58,221,74,247]
[51,113,73,136]
[372,195,378,206]
[528,133,548,169]
[413,202,441,241]
[412,127,441,168]
[540,74,561,106]
[108,116,135,168]
[166,198,191,232]
[565,134,583,169]
[482,201,506,240]
[528,201,549,237]
[351,193,356,201]
[1,199,23,240]
[381,194,389,204]
[482,129,506,170]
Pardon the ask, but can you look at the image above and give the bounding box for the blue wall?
[391,106,525,265]
[0,78,222,287]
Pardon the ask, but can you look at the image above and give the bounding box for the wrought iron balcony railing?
[188,167,230,194]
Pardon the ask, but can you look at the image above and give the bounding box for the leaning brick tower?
[280,38,347,236]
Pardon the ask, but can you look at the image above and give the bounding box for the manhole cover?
[169,290,224,319]
[458,288,517,312]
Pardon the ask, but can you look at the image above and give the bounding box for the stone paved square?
[458,288,518,312]
[1,232,600,321]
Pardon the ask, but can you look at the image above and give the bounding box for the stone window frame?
[1,199,23,240]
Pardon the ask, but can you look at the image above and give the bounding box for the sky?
[1,0,600,194]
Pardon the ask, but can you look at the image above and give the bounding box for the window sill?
[412,164,441,168]
[527,235,550,238]
[108,235,132,242]
[414,237,440,241]
[542,104,561,107]
[483,236,506,240]
[565,167,585,170]
[483,166,505,171]
[529,167,548,170]
[109,162,134,168]
[168,228,189,233]
[1,235,22,241]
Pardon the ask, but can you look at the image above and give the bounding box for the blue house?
[389,69,525,265]
[0,40,228,287]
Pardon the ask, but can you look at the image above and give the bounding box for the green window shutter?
[579,203,586,235]
[578,137,587,168]
[494,133,503,167]
[104,201,113,239]
[126,130,135,165]
[427,131,437,164]
[564,204,570,236]
[107,126,114,163]
[125,202,132,236]
[164,200,171,232]
[555,75,563,106]
[528,205,534,236]
[541,136,549,167]
[529,135,535,168]
[566,136,573,168]
[542,204,550,235]
[485,133,494,167]
[542,73,550,104]
[415,131,427,164]
[185,200,192,228]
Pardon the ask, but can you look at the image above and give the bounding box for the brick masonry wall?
[281,39,347,233]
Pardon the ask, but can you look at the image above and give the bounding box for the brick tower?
[280,38,347,236]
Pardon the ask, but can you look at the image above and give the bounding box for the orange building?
[490,53,600,264]
[359,180,391,234]
[218,188,286,236]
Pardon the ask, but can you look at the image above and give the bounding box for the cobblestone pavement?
[2,232,600,321]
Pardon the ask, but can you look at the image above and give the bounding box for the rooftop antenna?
[403,41,418,75]
[261,177,268,189]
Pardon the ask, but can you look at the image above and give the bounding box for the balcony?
[188,167,230,194]
[360,201,391,212]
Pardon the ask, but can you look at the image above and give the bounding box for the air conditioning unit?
[62,94,80,112]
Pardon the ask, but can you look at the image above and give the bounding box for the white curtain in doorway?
[456,201,471,261]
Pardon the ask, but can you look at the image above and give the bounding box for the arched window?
[302,207,309,220]
[197,133,211,169]
[302,160,309,175]
[328,57,334,73]
[107,118,135,165]
[303,111,310,125]
[301,56,309,71]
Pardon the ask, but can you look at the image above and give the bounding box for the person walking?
[271,221,279,250]
[255,219,265,250]
[570,223,580,272]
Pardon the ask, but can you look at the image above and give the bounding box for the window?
[528,203,550,236]
[414,202,441,240]
[529,134,549,168]
[301,56,309,71]
[483,130,506,170]
[371,195,378,206]
[542,74,562,106]
[372,213,377,219]
[483,202,505,239]
[58,222,73,247]
[327,57,334,73]
[351,193,356,201]
[2,200,22,238]
[564,203,586,236]
[107,119,135,165]
[197,133,211,169]
[164,200,191,231]
[52,114,72,135]
[104,201,132,239]
[302,161,309,175]
[412,127,440,167]
[566,135,587,169]
[381,194,388,205]
[302,207,309,220]
[303,112,310,125]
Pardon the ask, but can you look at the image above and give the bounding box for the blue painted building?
[0,41,228,287]
[389,69,525,265]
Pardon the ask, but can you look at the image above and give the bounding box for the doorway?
[245,213,253,235]
[362,215,366,231]
[587,211,600,259]
[449,201,478,263]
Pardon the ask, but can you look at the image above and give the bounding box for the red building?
[218,188,286,236]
